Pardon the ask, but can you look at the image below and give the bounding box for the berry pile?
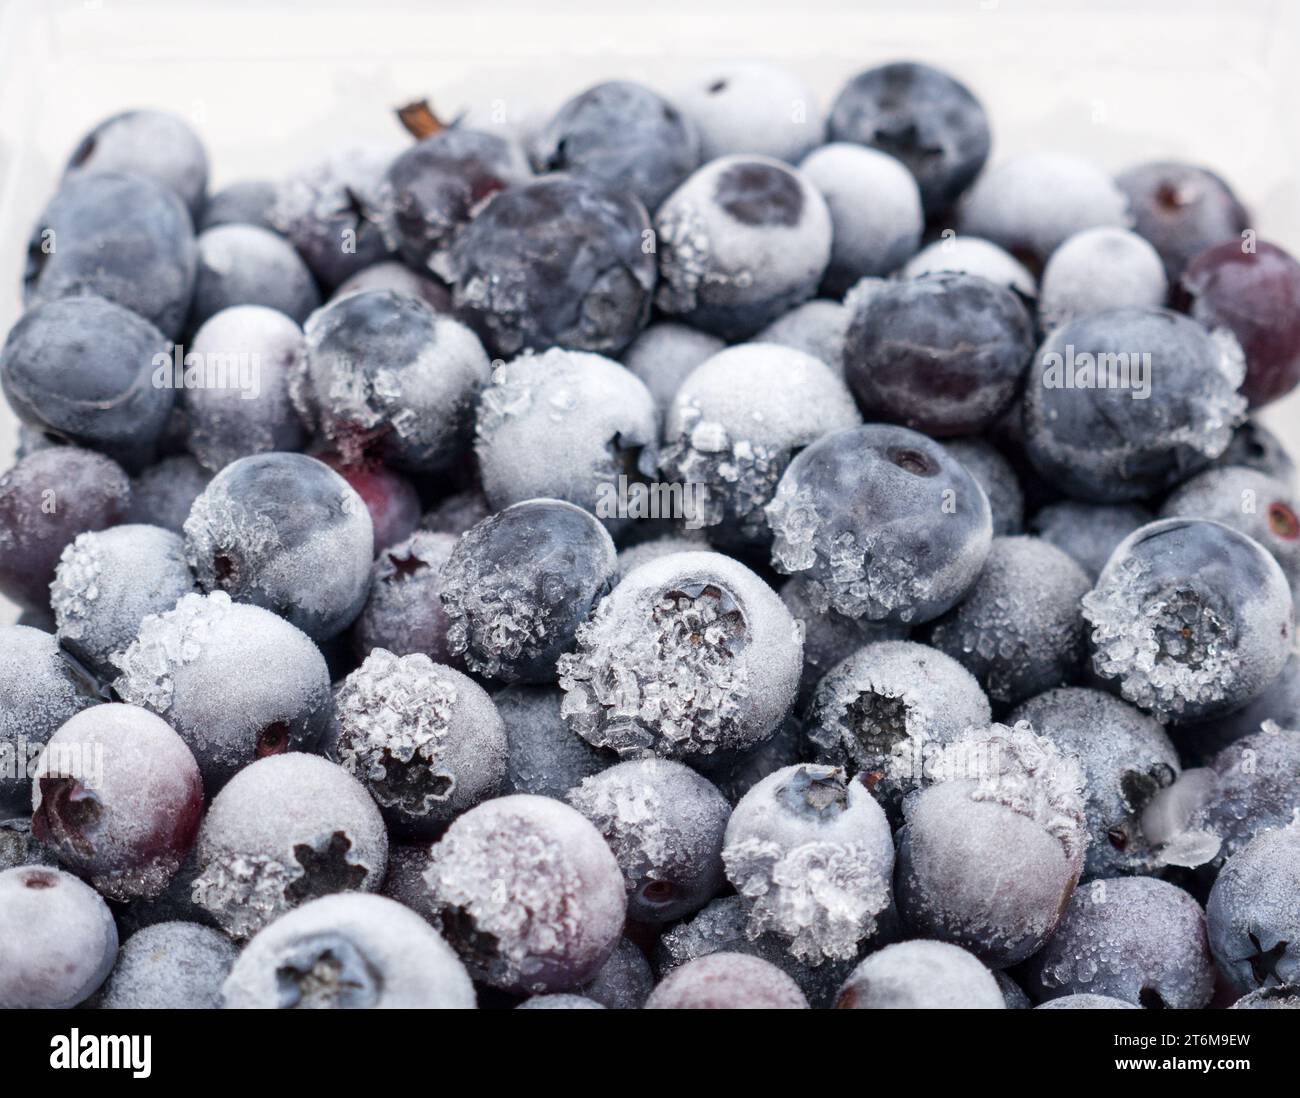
[2,59,1300,1011]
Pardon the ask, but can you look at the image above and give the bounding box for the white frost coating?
[332,649,506,826]
[645,951,810,1009]
[901,235,1038,297]
[223,893,476,1009]
[836,940,1005,1009]
[755,300,850,379]
[1140,767,1222,868]
[616,533,709,579]
[558,551,801,759]
[99,921,238,1009]
[1039,227,1167,331]
[671,62,825,163]
[620,321,724,414]
[723,764,894,965]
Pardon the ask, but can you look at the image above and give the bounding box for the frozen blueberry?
[799,143,922,293]
[127,455,212,533]
[1082,518,1294,721]
[532,81,699,212]
[827,62,988,217]
[378,127,529,272]
[1036,994,1140,1010]
[447,174,655,357]
[943,439,1024,536]
[496,685,611,800]
[516,993,605,1010]
[475,349,658,527]
[616,533,709,579]
[894,723,1088,966]
[1009,687,1178,877]
[1232,986,1300,1009]
[673,62,824,164]
[579,936,654,1009]
[1115,160,1249,283]
[927,536,1091,706]
[1215,419,1296,487]
[765,424,993,623]
[559,550,801,759]
[32,703,203,901]
[1023,309,1246,502]
[834,939,1004,1009]
[1183,240,1300,408]
[97,921,238,1010]
[330,649,507,833]
[805,640,991,817]
[1180,652,1300,757]
[1039,227,1168,331]
[620,321,725,420]
[654,155,832,339]
[690,710,806,805]
[197,179,279,233]
[421,487,492,537]
[646,951,809,1010]
[113,592,331,791]
[441,499,617,683]
[64,109,208,216]
[1,296,175,472]
[25,172,197,339]
[191,225,320,329]
[423,793,626,993]
[297,290,490,474]
[0,446,131,607]
[193,753,387,939]
[317,452,422,555]
[754,300,850,378]
[0,865,118,1009]
[1206,823,1300,994]
[270,144,395,290]
[183,452,374,642]
[51,524,197,680]
[958,154,1130,266]
[223,893,475,1008]
[660,344,861,550]
[843,272,1034,436]
[353,530,457,661]
[0,625,99,817]
[330,260,453,313]
[1028,500,1153,581]
[900,235,1038,298]
[723,764,893,964]
[568,758,730,924]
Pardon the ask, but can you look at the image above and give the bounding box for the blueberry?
[25,172,197,339]
[183,452,374,642]
[113,592,331,791]
[193,753,388,939]
[495,685,612,800]
[800,143,923,293]
[654,156,831,339]
[222,893,475,1008]
[51,524,197,680]
[1009,687,1179,877]
[330,260,453,313]
[532,81,700,212]
[1028,500,1153,581]
[900,235,1038,298]
[805,640,992,817]
[673,62,824,164]
[0,446,131,608]
[0,865,118,1008]
[765,424,993,623]
[298,290,491,474]
[691,711,806,805]
[1082,518,1294,721]
[1215,419,1296,486]
[421,487,492,537]
[65,109,208,216]
[943,439,1025,536]
[1,296,175,472]
[1205,823,1300,994]
[197,179,279,233]
[353,530,457,662]
[660,343,861,550]
[1231,986,1300,1010]
[1038,227,1168,331]
[97,921,238,1010]
[646,951,809,1009]
[559,550,801,759]
[441,499,617,683]
[834,939,1005,1009]
[447,175,655,357]
[1023,309,1246,502]
[615,533,709,579]
[827,62,990,216]
[894,723,1087,966]
[32,703,203,901]
[843,272,1034,436]
[330,649,507,833]
[127,455,212,533]
[378,128,529,272]
[579,936,654,1009]
[1180,651,1300,757]
[379,843,438,925]
[516,994,606,1010]
[568,758,730,924]
[754,300,850,378]
[1115,160,1249,283]
[927,536,1091,706]
[475,349,658,528]
[316,452,422,555]
[620,321,725,420]
[723,764,893,964]
[958,154,1130,266]
[191,225,321,329]
[0,625,99,817]
[423,793,625,992]
[1036,994,1140,1010]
